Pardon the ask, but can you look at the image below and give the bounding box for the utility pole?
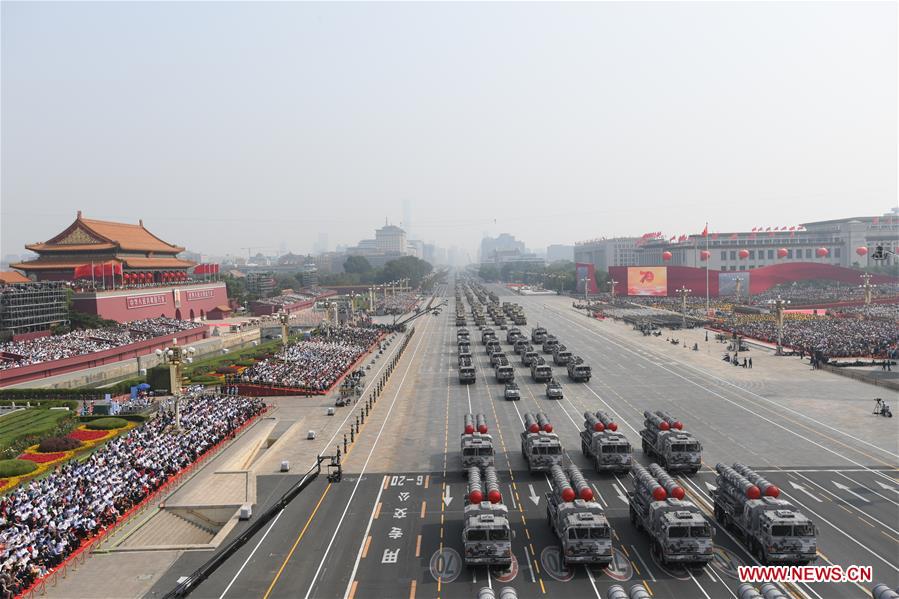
[675,285,692,329]
[768,296,790,355]
[155,340,195,432]
[279,311,290,347]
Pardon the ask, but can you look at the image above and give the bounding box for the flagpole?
[705,223,710,316]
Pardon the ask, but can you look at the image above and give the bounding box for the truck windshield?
[771,525,792,537]
[794,524,815,537]
[466,530,487,541]
[543,446,561,455]
[671,443,698,452]
[668,526,689,538]
[617,445,630,453]
[489,529,510,541]
[692,524,711,538]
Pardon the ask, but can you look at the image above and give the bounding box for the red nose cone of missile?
[543,424,553,433]
[673,421,683,430]
[469,490,484,504]
[593,422,605,432]
[608,423,618,432]
[746,485,761,500]
[488,490,502,504]
[478,424,488,434]
[765,485,781,498]
[561,488,576,502]
[658,421,670,431]
[465,424,475,434]
[528,423,540,433]
[670,486,686,500]
[652,487,668,501]
[579,487,594,501]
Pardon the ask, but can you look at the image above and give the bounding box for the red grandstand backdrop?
[575,263,599,295]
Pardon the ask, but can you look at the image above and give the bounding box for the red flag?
[789,226,795,231]
[701,223,708,237]
[669,236,675,241]
[751,227,757,232]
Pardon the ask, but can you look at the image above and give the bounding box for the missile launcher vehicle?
[627,463,713,566]
[580,411,632,473]
[506,327,522,344]
[712,463,817,565]
[464,466,512,566]
[520,412,563,472]
[545,464,613,567]
[461,414,494,468]
[531,358,553,382]
[640,411,702,473]
[553,345,573,365]
[531,327,548,344]
[542,335,560,354]
[567,357,592,382]
[513,339,531,355]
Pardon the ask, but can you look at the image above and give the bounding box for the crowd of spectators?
[374,292,418,315]
[747,280,898,306]
[828,303,899,320]
[715,313,899,359]
[240,326,382,391]
[0,319,201,371]
[0,393,265,597]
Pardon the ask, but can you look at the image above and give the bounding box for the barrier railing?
[20,406,269,599]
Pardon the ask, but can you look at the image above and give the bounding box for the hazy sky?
[2,1,896,260]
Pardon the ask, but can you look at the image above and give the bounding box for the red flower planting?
[18,452,66,464]
[69,429,111,442]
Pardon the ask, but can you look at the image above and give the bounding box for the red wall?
[0,327,208,387]
[72,283,228,322]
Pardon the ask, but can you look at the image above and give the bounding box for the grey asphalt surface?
[147,281,899,599]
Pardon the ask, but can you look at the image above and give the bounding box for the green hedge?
[0,399,78,411]
[0,459,38,477]
[0,377,144,400]
[79,414,146,424]
[85,417,128,430]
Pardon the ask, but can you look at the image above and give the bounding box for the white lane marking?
[302,314,432,599]
[465,383,473,414]
[630,544,656,582]
[832,480,870,503]
[793,473,899,535]
[837,471,899,507]
[584,564,602,599]
[553,310,897,483]
[688,570,713,599]
[342,475,388,598]
[219,509,285,599]
[508,484,517,509]
[787,480,823,503]
[553,307,899,461]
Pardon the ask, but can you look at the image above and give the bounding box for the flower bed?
[18,451,68,464]
[68,428,112,442]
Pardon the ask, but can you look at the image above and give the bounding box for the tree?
[344,255,373,274]
[479,265,500,281]
[379,256,433,286]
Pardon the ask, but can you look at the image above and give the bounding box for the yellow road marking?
[643,580,653,596]
[420,500,427,518]
[374,502,382,519]
[347,580,358,599]
[361,535,372,559]
[416,534,422,557]
[409,579,416,599]
[262,482,332,599]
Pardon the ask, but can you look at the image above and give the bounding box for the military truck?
[713,463,817,565]
[495,361,514,383]
[459,364,476,384]
[486,339,502,356]
[553,345,573,366]
[628,463,714,566]
[545,378,563,399]
[504,381,521,401]
[481,328,496,344]
[490,351,507,367]
[513,314,527,326]
[457,328,470,342]
[520,412,563,472]
[461,414,494,468]
[581,411,632,473]
[567,357,592,382]
[542,335,560,354]
[456,315,467,327]
[531,358,552,382]
[640,411,702,473]
[464,467,512,567]
[522,349,540,367]
[506,328,522,344]
[513,339,531,355]
[531,327,548,344]
[546,464,613,567]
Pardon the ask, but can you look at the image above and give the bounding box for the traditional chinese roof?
[24,212,185,254]
[10,258,118,271]
[122,257,195,269]
[0,271,30,284]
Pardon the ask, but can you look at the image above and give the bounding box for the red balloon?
[738,249,749,259]
[816,247,829,257]
[776,248,788,259]
[856,246,868,257]
[699,250,711,261]
[662,251,673,261]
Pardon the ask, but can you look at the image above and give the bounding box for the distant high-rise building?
[480,234,525,262]
[574,237,639,273]
[376,224,407,254]
[546,245,574,263]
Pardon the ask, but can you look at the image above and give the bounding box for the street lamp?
[767,296,790,355]
[675,285,692,329]
[580,277,589,303]
[608,278,618,299]
[278,311,290,347]
[859,272,876,305]
[155,340,196,431]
